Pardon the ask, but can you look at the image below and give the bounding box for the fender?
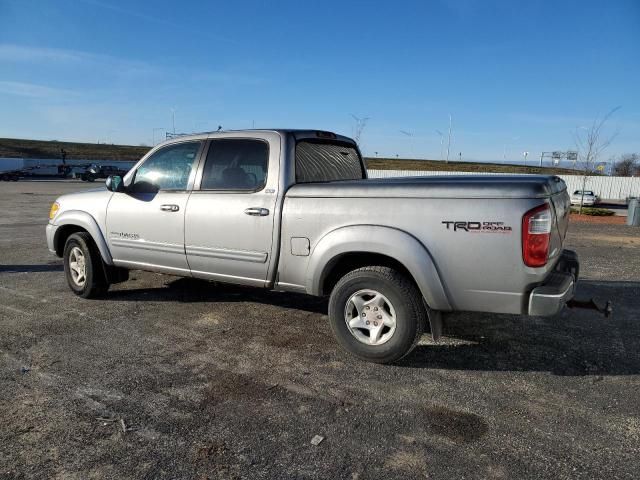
[53,210,113,265]
[306,225,452,311]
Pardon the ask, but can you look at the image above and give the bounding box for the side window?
[200,139,268,191]
[132,141,201,193]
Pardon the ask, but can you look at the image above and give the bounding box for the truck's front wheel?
[63,232,109,298]
[328,266,426,364]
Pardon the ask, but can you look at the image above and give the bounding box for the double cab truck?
[46,129,580,363]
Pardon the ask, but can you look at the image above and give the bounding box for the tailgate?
[549,188,571,260]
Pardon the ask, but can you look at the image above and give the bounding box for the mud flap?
[566,298,613,318]
[427,308,443,342]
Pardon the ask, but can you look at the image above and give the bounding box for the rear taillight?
[522,203,552,267]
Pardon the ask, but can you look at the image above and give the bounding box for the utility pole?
[350,114,370,146]
[436,130,444,161]
[503,136,520,164]
[446,114,452,163]
[152,127,164,145]
[400,130,414,159]
[171,108,176,134]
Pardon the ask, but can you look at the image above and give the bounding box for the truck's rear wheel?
[63,232,109,298]
[328,266,426,364]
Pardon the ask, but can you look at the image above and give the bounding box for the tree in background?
[573,107,620,214]
[612,153,639,177]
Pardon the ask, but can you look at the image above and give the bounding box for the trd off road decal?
[442,221,512,233]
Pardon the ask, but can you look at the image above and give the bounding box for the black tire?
[328,266,426,364]
[86,174,95,182]
[63,232,109,298]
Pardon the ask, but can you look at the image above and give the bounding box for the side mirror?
[105,175,124,192]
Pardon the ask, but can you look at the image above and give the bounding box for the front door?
[185,137,278,286]
[106,140,203,275]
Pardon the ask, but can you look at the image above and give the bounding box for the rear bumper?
[571,198,596,205]
[528,250,579,316]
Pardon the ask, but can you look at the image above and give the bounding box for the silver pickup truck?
[46,129,579,363]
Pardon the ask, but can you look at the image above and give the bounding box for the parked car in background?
[81,164,128,182]
[570,190,598,206]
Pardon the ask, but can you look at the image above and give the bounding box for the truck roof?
[159,129,356,146]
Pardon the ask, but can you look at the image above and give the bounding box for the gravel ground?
[1,181,639,480]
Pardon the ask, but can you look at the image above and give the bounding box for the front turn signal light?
[49,202,60,220]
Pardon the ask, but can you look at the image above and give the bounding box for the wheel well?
[54,225,88,256]
[321,252,415,296]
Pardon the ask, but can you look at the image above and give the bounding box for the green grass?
[364,157,577,175]
[0,137,150,162]
[570,207,615,216]
[1,137,577,175]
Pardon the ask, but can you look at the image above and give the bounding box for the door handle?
[160,204,180,212]
[244,207,270,216]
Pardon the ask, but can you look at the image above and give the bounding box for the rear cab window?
[295,140,365,183]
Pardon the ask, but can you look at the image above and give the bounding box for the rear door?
[184,135,280,286]
[106,140,204,274]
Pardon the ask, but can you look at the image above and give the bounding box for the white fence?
[368,170,640,201]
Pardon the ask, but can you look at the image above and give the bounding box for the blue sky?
[0,0,638,162]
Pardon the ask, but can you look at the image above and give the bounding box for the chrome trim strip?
[190,269,265,287]
[274,282,307,293]
[186,245,268,263]
[111,238,185,255]
[112,259,191,276]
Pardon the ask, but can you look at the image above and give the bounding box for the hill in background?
[366,157,577,175]
[0,137,149,162]
[0,137,577,175]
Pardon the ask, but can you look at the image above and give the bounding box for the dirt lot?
[1,181,639,480]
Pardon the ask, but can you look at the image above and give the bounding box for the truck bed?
[286,175,568,199]
[279,175,570,315]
